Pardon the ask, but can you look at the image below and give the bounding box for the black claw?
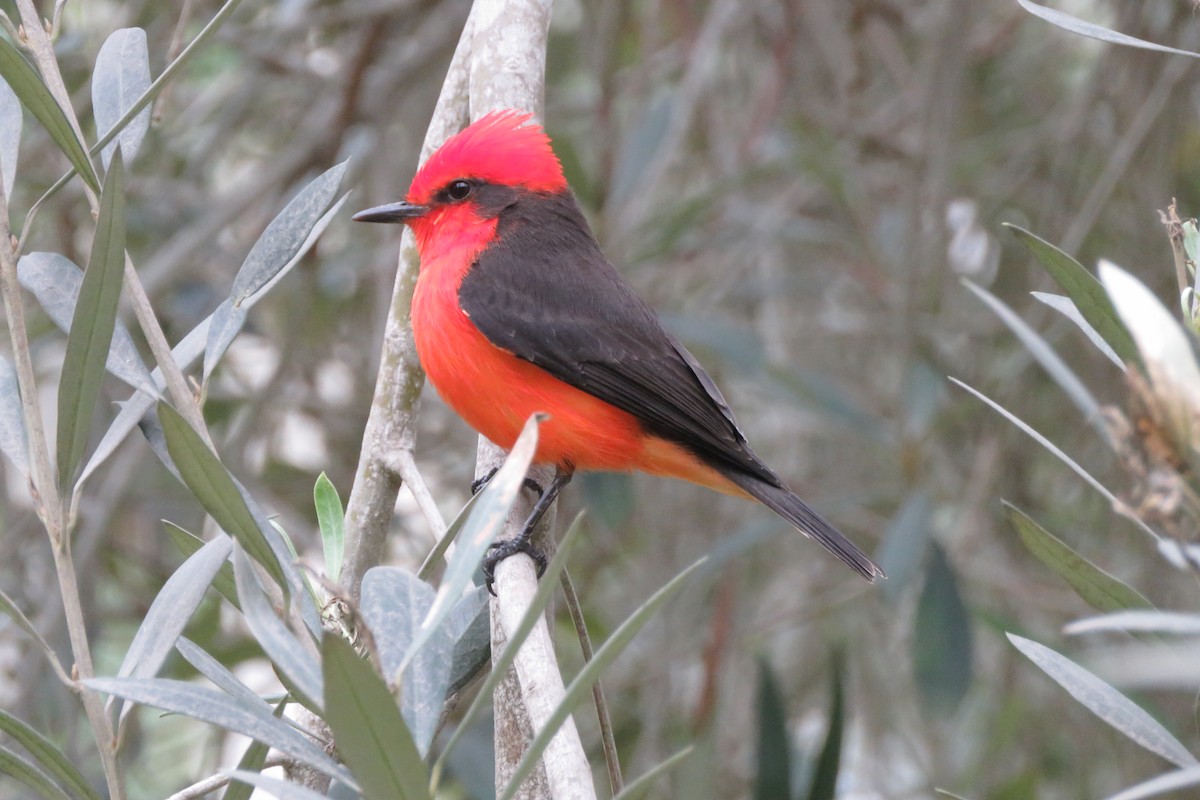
[471,467,499,496]
[483,538,548,596]
[471,470,544,498]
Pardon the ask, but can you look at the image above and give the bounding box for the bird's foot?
[471,467,544,498]
[482,536,547,596]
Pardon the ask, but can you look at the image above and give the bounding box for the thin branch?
[393,449,447,541]
[561,568,622,795]
[163,754,288,800]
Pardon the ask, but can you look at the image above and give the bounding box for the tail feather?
[720,469,885,581]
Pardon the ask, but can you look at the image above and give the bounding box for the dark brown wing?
[458,189,776,484]
[458,189,883,581]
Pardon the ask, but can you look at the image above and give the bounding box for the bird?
[353,110,884,590]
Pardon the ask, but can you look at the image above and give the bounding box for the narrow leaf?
[753,659,791,800]
[157,402,286,587]
[57,152,126,488]
[1017,0,1200,59]
[18,252,155,395]
[0,744,72,800]
[163,522,240,609]
[1106,767,1200,800]
[0,586,47,648]
[1006,503,1152,612]
[1032,292,1123,368]
[175,637,262,707]
[0,355,28,475]
[222,698,287,800]
[232,546,323,711]
[1008,634,1198,768]
[231,161,349,302]
[500,557,706,800]
[1066,611,1200,636]
[92,28,151,168]
[806,653,845,800]
[204,163,349,381]
[402,413,541,675]
[0,709,102,800]
[0,76,20,198]
[117,535,232,681]
[322,635,431,800]
[314,472,344,583]
[1004,225,1138,364]
[0,37,98,191]
[914,542,972,715]
[358,567,451,755]
[950,378,1164,541]
[611,746,695,800]
[84,676,352,782]
[965,280,1103,431]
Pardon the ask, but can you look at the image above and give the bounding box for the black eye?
[446,180,473,201]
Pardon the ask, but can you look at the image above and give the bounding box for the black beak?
[352,201,430,224]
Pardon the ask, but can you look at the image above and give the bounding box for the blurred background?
[3,0,1200,797]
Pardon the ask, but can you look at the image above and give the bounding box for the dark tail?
[720,469,885,581]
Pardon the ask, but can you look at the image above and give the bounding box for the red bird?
[355,111,883,587]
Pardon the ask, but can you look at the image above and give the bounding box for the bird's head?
[353,110,567,256]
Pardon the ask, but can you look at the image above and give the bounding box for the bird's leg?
[482,466,574,595]
[471,466,545,498]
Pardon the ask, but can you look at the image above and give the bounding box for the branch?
[340,6,476,599]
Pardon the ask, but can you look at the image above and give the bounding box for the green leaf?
[1008,634,1198,768]
[0,36,98,191]
[322,635,431,800]
[1031,292,1123,368]
[163,522,240,609]
[753,659,791,800]
[1005,503,1153,613]
[222,698,287,800]
[500,556,706,800]
[610,746,695,800]
[56,151,125,489]
[0,744,72,800]
[1004,225,1138,365]
[359,567,485,757]
[314,472,344,584]
[0,709,102,800]
[806,653,845,800]
[92,28,152,168]
[157,402,286,588]
[914,542,972,716]
[85,676,352,783]
[232,546,323,711]
[18,252,156,395]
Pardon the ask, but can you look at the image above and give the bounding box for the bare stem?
[561,568,623,795]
